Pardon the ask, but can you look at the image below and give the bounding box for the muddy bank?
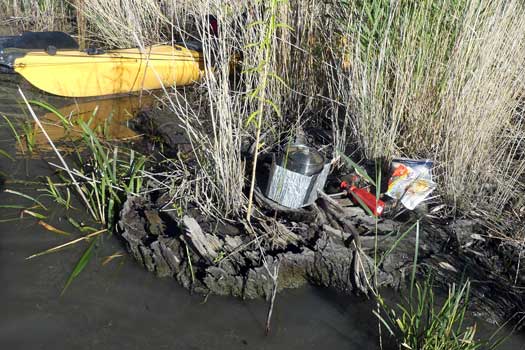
[115,103,525,328]
[118,188,525,328]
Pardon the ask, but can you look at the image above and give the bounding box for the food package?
[386,158,436,210]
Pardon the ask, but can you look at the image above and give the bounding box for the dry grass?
[2,0,525,224]
[161,0,330,219]
[78,0,320,219]
[438,1,525,211]
[0,0,72,31]
[151,2,256,218]
[74,0,175,47]
[330,0,525,215]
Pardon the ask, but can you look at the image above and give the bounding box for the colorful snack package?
[386,159,436,210]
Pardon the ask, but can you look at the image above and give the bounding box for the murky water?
[0,75,524,349]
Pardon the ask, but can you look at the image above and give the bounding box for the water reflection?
[23,93,156,152]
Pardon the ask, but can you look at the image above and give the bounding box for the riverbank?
[117,141,525,328]
[0,71,524,349]
[2,0,525,348]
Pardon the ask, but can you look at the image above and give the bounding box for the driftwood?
[124,108,525,328]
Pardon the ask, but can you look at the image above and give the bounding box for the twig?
[26,229,107,260]
[318,191,374,294]
[265,260,281,336]
[318,190,362,247]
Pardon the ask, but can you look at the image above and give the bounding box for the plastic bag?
[386,158,436,210]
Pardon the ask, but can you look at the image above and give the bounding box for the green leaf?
[0,204,27,209]
[2,115,23,152]
[267,72,289,88]
[339,152,376,186]
[262,98,281,117]
[378,221,419,267]
[243,42,261,50]
[348,189,375,217]
[22,209,47,219]
[275,23,294,31]
[409,221,420,300]
[245,111,261,127]
[61,236,98,295]
[28,100,70,128]
[67,217,98,233]
[247,20,265,28]
[0,217,28,223]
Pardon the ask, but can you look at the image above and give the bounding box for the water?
[0,75,523,350]
[0,220,381,349]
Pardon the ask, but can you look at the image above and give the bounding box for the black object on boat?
[0,31,78,50]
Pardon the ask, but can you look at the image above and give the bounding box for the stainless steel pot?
[280,144,325,176]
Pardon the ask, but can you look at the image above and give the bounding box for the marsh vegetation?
[1,0,525,348]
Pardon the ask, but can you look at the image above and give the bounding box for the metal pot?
[279,144,325,177]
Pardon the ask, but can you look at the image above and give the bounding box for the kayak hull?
[12,45,204,97]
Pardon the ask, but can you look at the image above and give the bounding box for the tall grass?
[74,0,179,47]
[115,0,295,219]
[2,0,525,219]
[331,0,525,214]
[72,119,147,227]
[167,2,262,218]
[19,93,148,229]
[70,0,525,224]
[245,0,287,221]
[71,0,341,219]
[0,0,72,31]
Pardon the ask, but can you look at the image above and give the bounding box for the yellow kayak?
[5,45,204,97]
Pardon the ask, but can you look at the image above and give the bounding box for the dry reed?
[0,0,72,31]
[2,0,524,226]
[330,0,525,215]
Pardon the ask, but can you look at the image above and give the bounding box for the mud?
[113,105,525,329]
[118,186,525,328]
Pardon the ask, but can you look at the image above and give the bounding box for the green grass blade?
[0,217,28,223]
[22,209,47,219]
[348,188,375,216]
[4,189,47,210]
[0,148,14,161]
[339,152,376,186]
[28,99,70,127]
[0,204,27,209]
[378,221,418,267]
[61,236,98,295]
[409,220,420,300]
[1,115,23,152]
